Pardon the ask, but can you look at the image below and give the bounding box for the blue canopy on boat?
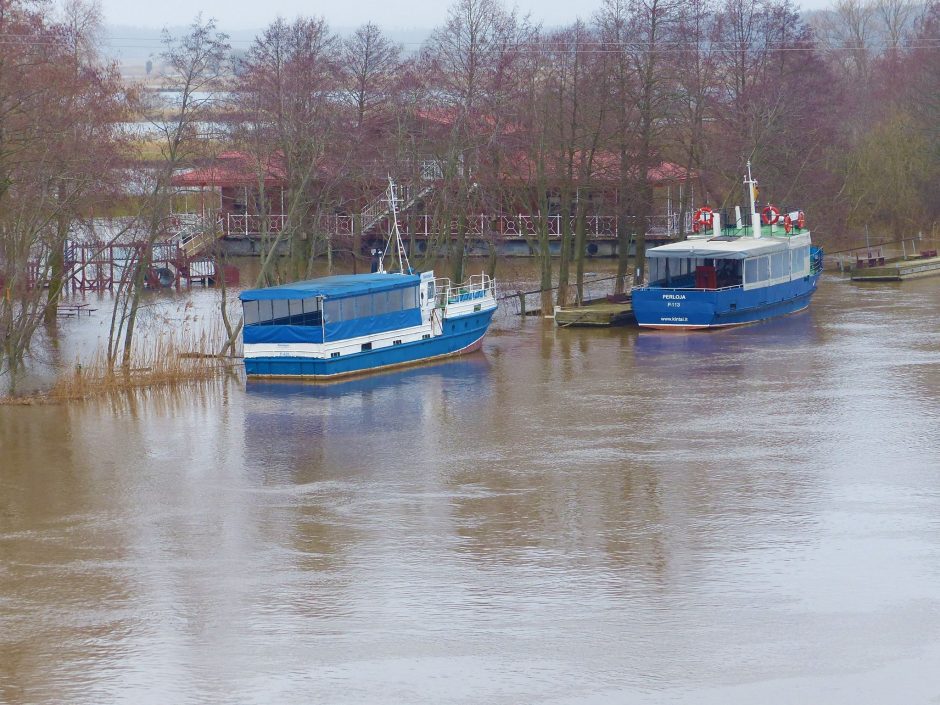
[239,273,421,302]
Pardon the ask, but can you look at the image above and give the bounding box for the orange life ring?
[761,205,780,225]
[797,211,805,229]
[693,206,714,233]
[783,214,792,233]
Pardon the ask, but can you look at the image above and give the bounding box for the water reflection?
[3,277,940,704]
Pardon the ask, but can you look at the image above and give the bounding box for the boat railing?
[635,283,744,293]
[810,246,824,275]
[434,273,496,307]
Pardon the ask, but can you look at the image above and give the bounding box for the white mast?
[745,161,761,239]
[382,176,412,275]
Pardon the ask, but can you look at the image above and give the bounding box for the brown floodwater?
[1,268,940,704]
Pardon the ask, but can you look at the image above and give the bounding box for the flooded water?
[2,270,940,704]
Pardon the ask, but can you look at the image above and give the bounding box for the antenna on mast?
[745,161,761,239]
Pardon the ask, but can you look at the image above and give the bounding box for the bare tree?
[875,0,917,50]
[597,0,681,289]
[0,0,126,390]
[106,16,230,371]
[422,0,533,283]
[813,0,878,83]
[341,23,402,131]
[670,0,718,236]
[710,0,838,211]
[539,23,608,307]
[236,17,342,281]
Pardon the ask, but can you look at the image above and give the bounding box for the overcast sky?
[98,0,831,32]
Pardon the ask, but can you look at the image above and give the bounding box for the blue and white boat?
[632,164,823,329]
[239,183,498,379]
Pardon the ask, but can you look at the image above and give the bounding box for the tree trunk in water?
[121,244,150,369]
[615,173,631,293]
[574,204,587,304]
[556,194,572,308]
[538,217,553,314]
[45,242,64,325]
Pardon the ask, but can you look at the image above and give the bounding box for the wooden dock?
[555,296,635,327]
[850,251,940,281]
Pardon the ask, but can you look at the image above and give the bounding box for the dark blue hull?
[244,308,495,378]
[632,274,820,329]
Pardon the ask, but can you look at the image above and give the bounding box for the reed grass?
[48,328,239,402]
[1,323,241,405]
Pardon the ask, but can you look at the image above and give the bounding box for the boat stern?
[631,288,721,329]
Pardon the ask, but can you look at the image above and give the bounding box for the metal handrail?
[433,273,496,308]
[635,283,745,292]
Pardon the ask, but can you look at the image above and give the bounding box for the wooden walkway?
[850,252,940,281]
[555,297,635,327]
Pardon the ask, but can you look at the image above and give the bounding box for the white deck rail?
[433,273,497,309]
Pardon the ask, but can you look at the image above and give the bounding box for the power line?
[0,33,938,53]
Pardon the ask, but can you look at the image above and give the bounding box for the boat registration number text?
[663,293,685,308]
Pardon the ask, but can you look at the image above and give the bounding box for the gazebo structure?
[170,151,288,239]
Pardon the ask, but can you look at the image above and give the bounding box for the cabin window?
[791,246,807,275]
[745,258,759,284]
[373,291,391,316]
[759,256,771,281]
[715,259,742,287]
[771,251,788,279]
[319,285,420,324]
[271,299,289,323]
[323,299,340,323]
[243,296,323,326]
[650,257,668,284]
[357,294,373,318]
[397,287,412,310]
[243,300,261,325]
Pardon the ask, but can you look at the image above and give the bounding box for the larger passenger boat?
[632,164,823,329]
[239,183,498,379]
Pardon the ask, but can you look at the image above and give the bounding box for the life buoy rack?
[797,211,805,229]
[783,214,793,233]
[692,206,714,233]
[761,205,780,225]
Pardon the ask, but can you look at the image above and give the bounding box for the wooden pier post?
[517,290,526,317]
